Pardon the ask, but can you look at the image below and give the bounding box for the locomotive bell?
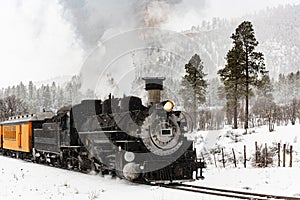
[142,77,165,105]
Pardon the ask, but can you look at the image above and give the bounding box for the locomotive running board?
[78,131,121,135]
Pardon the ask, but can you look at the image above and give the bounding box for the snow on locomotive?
[0,77,205,184]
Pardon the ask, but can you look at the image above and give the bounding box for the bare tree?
[0,95,28,120]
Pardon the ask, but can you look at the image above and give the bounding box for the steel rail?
[161,183,300,200]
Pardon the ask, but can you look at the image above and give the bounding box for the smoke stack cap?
[142,77,165,91]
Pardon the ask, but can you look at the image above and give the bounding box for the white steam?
[0,0,84,87]
[59,0,207,49]
[59,0,207,96]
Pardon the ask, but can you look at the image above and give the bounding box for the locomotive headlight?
[163,100,175,111]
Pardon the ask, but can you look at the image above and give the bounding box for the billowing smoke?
[58,0,207,98]
[59,0,206,49]
[139,0,179,27]
[59,0,137,49]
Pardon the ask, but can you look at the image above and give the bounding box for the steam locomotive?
[0,77,205,184]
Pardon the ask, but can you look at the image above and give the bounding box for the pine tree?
[287,72,296,99]
[218,44,245,129]
[277,73,287,104]
[207,78,224,107]
[41,85,51,110]
[295,71,300,98]
[257,74,274,100]
[230,21,267,129]
[56,87,65,108]
[51,82,57,108]
[252,74,275,119]
[0,89,3,99]
[28,81,34,100]
[180,54,208,128]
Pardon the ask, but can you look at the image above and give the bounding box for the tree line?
[0,76,95,120]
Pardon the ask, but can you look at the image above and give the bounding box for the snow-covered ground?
[0,156,224,200]
[197,167,300,197]
[196,123,300,168]
[194,122,300,198]
[1,123,300,199]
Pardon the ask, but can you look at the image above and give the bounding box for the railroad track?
[161,183,300,200]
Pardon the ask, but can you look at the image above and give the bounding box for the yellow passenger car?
[0,113,54,153]
[2,121,33,152]
[0,125,2,148]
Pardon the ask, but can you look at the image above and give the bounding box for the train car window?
[60,114,68,130]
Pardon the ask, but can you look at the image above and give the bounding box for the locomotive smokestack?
[142,77,165,105]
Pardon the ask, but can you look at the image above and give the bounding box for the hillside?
[183,4,300,79]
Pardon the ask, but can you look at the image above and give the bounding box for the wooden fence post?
[278,143,280,167]
[255,141,258,163]
[290,145,293,167]
[265,143,268,167]
[244,145,246,168]
[283,144,286,167]
[213,152,217,168]
[232,148,237,168]
[222,148,225,168]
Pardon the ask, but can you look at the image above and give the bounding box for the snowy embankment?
[195,123,300,198]
[196,123,300,168]
[1,123,300,199]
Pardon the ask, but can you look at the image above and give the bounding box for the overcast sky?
[0,0,299,88]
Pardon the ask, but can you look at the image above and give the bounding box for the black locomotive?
[1,77,205,184]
